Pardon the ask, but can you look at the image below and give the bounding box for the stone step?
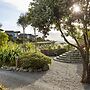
[54,59,81,63]
[54,49,83,63]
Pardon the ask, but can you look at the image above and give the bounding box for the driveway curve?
[0,61,90,90]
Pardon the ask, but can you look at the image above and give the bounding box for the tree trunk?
[23,27,25,44]
[81,53,90,83]
[34,28,37,53]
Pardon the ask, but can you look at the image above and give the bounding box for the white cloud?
[3,0,32,12]
[46,31,64,42]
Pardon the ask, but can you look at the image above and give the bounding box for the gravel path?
[0,61,90,90]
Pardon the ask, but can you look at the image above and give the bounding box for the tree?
[17,13,29,42]
[0,32,8,46]
[0,23,2,28]
[27,0,90,83]
[37,37,45,42]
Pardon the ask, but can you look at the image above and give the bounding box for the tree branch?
[58,24,80,49]
[72,35,81,47]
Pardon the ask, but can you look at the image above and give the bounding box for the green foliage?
[37,37,45,42]
[24,0,90,83]
[0,42,22,66]
[56,48,67,55]
[41,48,66,56]
[8,35,14,42]
[27,0,90,49]
[17,13,29,29]
[63,44,74,51]
[19,52,51,70]
[37,43,58,50]
[27,0,72,36]
[20,42,35,53]
[0,41,51,71]
[0,32,8,46]
[17,13,29,43]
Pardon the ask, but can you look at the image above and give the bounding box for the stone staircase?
[54,49,82,63]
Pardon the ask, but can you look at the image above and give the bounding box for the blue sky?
[0,0,68,42]
[0,1,20,30]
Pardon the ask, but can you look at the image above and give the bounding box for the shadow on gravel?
[76,63,82,77]
[76,64,90,90]
[0,70,47,89]
[82,84,90,90]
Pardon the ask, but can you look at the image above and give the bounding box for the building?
[5,31,20,40]
[0,29,4,32]
[4,30,36,41]
[18,34,35,40]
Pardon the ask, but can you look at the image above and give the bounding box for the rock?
[19,67,23,72]
[16,68,20,71]
[1,67,4,69]
[28,68,32,72]
[6,68,12,71]
[2,66,8,69]
[23,69,29,72]
[10,67,16,71]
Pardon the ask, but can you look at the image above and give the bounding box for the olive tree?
[27,0,90,83]
[17,13,29,42]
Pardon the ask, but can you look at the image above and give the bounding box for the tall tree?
[27,0,90,83]
[17,13,29,42]
[0,23,2,28]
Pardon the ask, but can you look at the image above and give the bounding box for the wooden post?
[16,56,18,68]
[34,28,37,53]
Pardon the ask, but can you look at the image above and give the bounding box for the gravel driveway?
[0,61,90,90]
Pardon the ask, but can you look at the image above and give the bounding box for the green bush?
[56,48,66,55]
[0,42,22,66]
[0,32,8,47]
[20,43,35,53]
[19,52,52,71]
[41,48,66,56]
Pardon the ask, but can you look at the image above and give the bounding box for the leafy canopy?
[17,13,29,29]
[27,0,90,48]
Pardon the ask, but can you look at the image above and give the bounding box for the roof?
[5,31,14,33]
[0,29,4,31]
[37,41,53,44]
[19,34,35,37]
[5,31,20,33]
[14,31,20,33]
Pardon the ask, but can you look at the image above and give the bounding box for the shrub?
[41,48,66,56]
[19,52,52,71]
[0,42,22,66]
[0,32,8,47]
[20,43,35,53]
[41,50,56,56]
[56,48,66,55]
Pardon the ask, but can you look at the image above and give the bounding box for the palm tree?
[0,23,2,28]
[17,13,29,43]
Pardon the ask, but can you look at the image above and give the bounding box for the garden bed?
[41,48,66,56]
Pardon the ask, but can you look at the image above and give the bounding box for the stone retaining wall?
[54,50,83,63]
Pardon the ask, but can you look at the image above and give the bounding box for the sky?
[0,0,73,43]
